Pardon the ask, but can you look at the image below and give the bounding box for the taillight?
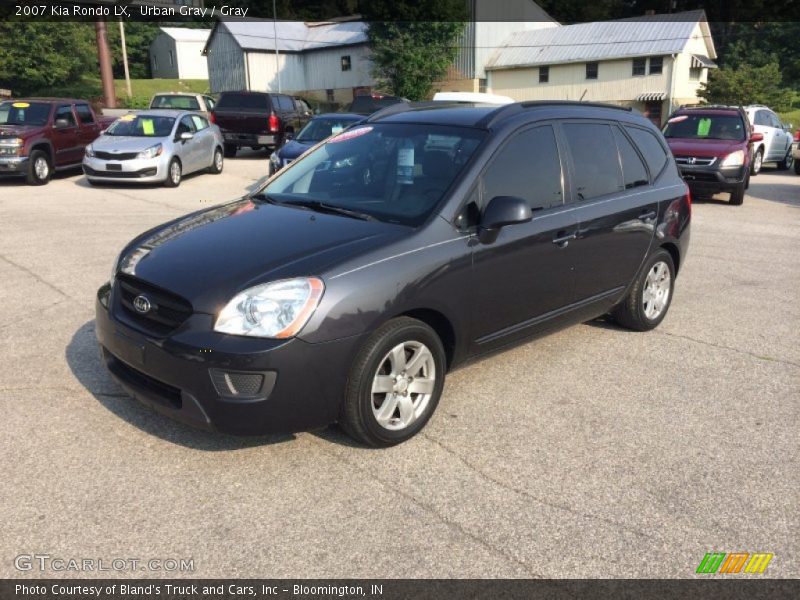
[209,112,216,125]
[794,129,800,142]
[684,185,692,216]
[268,112,279,133]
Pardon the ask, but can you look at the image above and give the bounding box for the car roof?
[152,92,205,97]
[313,113,363,121]
[7,98,88,104]
[369,101,637,129]
[125,109,191,117]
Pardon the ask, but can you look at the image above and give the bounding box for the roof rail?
[477,100,632,129]
[366,100,491,122]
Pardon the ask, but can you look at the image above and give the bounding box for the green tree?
[0,22,96,95]
[699,60,796,111]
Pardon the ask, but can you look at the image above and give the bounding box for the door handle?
[552,231,577,247]
[638,210,657,221]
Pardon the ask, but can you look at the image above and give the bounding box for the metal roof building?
[150,27,211,79]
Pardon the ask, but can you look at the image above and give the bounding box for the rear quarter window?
[562,122,624,201]
[624,126,668,178]
[216,93,270,111]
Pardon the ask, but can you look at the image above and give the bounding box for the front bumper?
[95,282,364,435]
[678,164,747,194]
[0,156,29,174]
[83,154,169,183]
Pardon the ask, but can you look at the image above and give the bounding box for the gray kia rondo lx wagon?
[96,101,691,446]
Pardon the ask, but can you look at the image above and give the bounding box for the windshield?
[296,117,362,143]
[0,101,51,126]
[106,115,175,137]
[663,114,746,141]
[260,123,485,226]
[151,95,201,110]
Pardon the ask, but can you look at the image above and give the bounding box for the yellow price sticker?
[141,119,155,135]
[12,102,30,108]
[119,114,135,121]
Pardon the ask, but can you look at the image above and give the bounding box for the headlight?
[136,143,163,160]
[214,277,324,338]
[0,138,23,156]
[720,150,745,168]
[85,145,95,157]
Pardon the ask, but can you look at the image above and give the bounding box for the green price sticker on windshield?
[697,118,711,136]
[141,119,155,135]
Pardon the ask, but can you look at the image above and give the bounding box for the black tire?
[85,178,99,186]
[777,148,793,171]
[224,144,237,158]
[612,249,676,332]
[209,147,223,174]
[26,150,51,185]
[751,147,763,175]
[730,181,745,205]
[164,158,181,188]
[794,157,800,175]
[339,317,446,447]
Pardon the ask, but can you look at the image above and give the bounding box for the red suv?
[662,105,763,205]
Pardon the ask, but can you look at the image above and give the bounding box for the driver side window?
[176,116,195,137]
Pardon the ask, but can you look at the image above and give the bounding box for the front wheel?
[26,150,51,185]
[730,180,745,205]
[340,317,446,447]
[164,158,181,187]
[777,148,793,171]
[612,250,676,332]
[751,147,764,175]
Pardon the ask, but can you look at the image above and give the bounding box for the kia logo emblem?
[133,295,151,314]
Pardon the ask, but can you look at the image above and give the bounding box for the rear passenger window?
[482,125,564,211]
[276,96,294,111]
[624,126,668,178]
[191,115,208,130]
[562,123,623,200]
[75,104,94,124]
[612,126,649,188]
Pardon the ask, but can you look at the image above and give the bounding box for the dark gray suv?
[96,101,691,446]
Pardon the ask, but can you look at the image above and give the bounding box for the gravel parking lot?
[1,152,798,578]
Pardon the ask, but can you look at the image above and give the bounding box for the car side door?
[753,110,776,159]
[559,120,660,306]
[74,103,100,149]
[468,123,579,353]
[768,112,791,160]
[190,114,215,168]
[52,104,81,166]
[174,115,199,172]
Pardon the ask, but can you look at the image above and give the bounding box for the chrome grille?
[675,156,717,166]
[95,151,139,161]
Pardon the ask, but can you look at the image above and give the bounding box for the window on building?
[479,78,488,93]
[168,50,174,67]
[153,55,158,69]
[586,62,598,80]
[649,56,663,75]
[562,123,623,200]
[482,125,564,210]
[689,66,702,81]
[341,55,351,71]
[539,66,549,83]
[632,58,646,76]
[326,89,335,103]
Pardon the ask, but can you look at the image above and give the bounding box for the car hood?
[0,124,46,138]
[277,139,315,159]
[665,137,745,157]
[118,198,405,314]
[92,135,169,151]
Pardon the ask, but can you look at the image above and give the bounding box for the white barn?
[150,27,211,80]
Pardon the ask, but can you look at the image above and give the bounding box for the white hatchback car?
[744,105,794,173]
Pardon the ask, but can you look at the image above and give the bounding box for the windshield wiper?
[251,194,374,221]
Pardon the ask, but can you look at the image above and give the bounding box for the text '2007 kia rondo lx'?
[96,101,691,446]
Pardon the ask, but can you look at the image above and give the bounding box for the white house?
[150,27,211,80]
[485,10,717,125]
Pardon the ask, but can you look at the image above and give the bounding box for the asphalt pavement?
[1,152,797,578]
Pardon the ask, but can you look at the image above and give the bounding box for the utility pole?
[119,20,132,99]
[95,20,117,108]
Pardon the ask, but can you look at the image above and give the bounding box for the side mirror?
[478,196,532,244]
[179,132,194,142]
[54,119,70,129]
[750,132,764,143]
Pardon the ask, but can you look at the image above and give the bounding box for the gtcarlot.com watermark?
[15,554,195,573]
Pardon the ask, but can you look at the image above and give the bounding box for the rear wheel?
[224,144,237,158]
[26,150,51,185]
[751,147,764,175]
[209,147,223,174]
[777,148,793,171]
[340,317,446,447]
[612,249,676,332]
[164,158,181,188]
[730,180,745,205]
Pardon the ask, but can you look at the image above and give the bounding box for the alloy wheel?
[642,261,671,320]
[371,341,436,431]
[34,157,49,180]
[170,161,181,184]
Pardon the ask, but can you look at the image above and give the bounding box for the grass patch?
[114,79,210,108]
[778,109,800,129]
